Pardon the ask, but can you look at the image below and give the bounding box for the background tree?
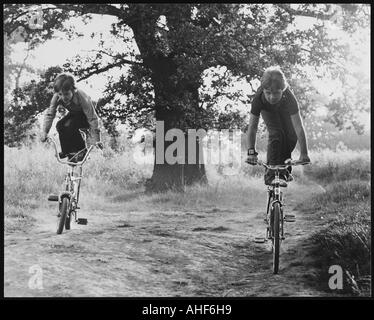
[4,66,62,146]
[4,3,370,190]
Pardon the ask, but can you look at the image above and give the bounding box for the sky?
[9,5,370,130]
[11,15,121,101]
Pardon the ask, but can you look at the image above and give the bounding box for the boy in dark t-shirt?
[246,66,310,185]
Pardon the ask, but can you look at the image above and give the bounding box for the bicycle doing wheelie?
[248,159,310,274]
[47,134,99,234]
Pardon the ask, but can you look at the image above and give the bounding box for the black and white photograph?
[3,3,371,302]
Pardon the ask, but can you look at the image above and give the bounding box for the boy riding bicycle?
[40,73,103,159]
[246,66,310,184]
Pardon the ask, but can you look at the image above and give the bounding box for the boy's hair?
[261,66,288,91]
[53,73,76,92]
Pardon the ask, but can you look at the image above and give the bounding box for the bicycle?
[247,159,310,274]
[47,134,97,234]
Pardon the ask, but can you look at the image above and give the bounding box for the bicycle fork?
[255,188,285,243]
[266,203,285,241]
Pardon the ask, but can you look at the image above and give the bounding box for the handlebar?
[47,137,95,166]
[246,158,310,170]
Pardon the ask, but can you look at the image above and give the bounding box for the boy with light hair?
[246,66,310,184]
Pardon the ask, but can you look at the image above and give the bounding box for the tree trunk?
[145,137,208,193]
[145,56,208,193]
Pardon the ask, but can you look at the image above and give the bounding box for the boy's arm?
[42,93,59,134]
[290,112,310,162]
[247,113,260,151]
[78,90,101,143]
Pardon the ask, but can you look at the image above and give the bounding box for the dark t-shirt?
[251,86,299,141]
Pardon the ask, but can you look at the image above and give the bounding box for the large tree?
[4,4,370,190]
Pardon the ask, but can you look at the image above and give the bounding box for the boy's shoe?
[264,168,292,185]
[286,173,294,182]
[280,170,293,182]
[264,169,276,185]
[59,152,68,159]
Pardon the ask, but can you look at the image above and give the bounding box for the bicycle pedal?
[284,214,296,222]
[77,218,88,225]
[254,237,266,243]
[48,194,59,201]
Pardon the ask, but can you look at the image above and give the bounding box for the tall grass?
[4,140,152,232]
[303,149,370,184]
[295,149,371,296]
[4,142,152,199]
[4,140,266,231]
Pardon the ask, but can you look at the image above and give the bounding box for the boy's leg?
[68,113,90,158]
[56,113,74,155]
[57,112,88,155]
[265,129,285,185]
[282,137,297,174]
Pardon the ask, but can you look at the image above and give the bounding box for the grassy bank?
[297,150,371,296]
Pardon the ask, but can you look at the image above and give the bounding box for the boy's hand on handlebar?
[245,155,258,165]
[298,154,311,164]
[40,132,48,143]
[284,156,311,166]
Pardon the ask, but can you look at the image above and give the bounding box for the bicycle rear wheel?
[272,202,281,274]
[57,197,69,234]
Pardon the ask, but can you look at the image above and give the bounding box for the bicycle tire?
[272,202,281,274]
[65,210,71,230]
[57,197,69,234]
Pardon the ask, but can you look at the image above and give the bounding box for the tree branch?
[76,59,143,81]
[231,34,266,56]
[52,3,138,26]
[276,4,335,21]
[92,50,143,65]
[5,5,56,23]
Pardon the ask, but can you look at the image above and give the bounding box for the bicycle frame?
[48,137,94,223]
[254,159,310,273]
[265,168,285,241]
[63,166,82,221]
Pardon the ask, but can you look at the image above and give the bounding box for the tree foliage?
[4,66,63,146]
[4,3,370,144]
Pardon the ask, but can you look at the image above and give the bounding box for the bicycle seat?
[270,179,288,187]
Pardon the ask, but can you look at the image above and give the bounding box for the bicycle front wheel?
[65,209,71,230]
[272,202,281,274]
[57,197,69,234]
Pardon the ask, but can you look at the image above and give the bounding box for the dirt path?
[4,180,336,297]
